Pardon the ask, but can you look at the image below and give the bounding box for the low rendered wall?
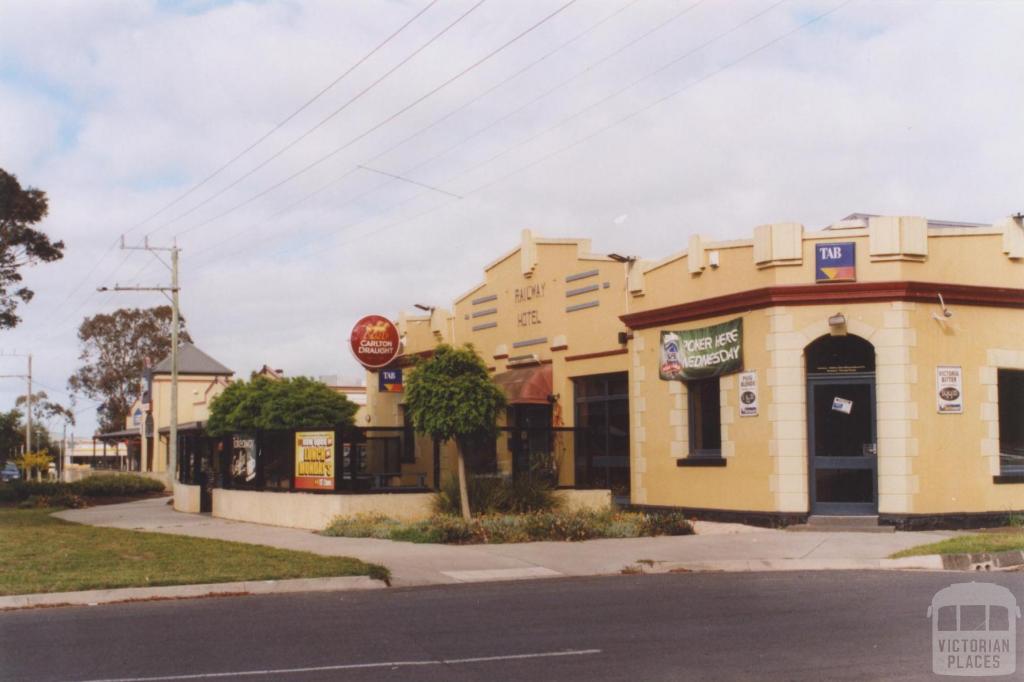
[555,489,612,512]
[173,482,201,513]
[212,489,436,530]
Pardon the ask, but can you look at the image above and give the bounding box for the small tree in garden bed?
[404,344,506,520]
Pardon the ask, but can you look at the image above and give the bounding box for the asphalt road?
[3,571,1023,681]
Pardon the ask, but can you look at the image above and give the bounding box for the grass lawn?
[0,508,388,595]
[891,533,1024,559]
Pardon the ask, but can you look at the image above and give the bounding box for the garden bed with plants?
[0,474,167,509]
[323,476,694,544]
[323,508,694,544]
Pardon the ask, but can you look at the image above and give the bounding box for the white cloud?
[0,0,1022,435]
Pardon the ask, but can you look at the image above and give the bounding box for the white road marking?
[75,648,603,681]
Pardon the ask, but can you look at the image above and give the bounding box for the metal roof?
[152,343,233,376]
[831,213,988,229]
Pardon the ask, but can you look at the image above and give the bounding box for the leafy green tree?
[0,168,65,329]
[404,344,506,520]
[206,376,358,436]
[68,306,191,432]
[0,407,57,462]
[0,409,23,464]
[16,390,75,429]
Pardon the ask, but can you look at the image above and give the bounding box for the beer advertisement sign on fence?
[295,431,335,491]
[350,315,401,369]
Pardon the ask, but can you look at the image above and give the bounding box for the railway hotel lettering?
[515,282,545,327]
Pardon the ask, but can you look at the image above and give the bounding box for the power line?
[358,166,463,199]
[186,0,739,265]
[129,0,441,238]
[172,0,579,240]
[245,0,855,262]
[154,0,491,237]
[28,2,440,336]
[187,0,642,263]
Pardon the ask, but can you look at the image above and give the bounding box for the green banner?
[660,318,743,381]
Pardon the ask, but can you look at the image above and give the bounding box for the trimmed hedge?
[323,509,695,544]
[0,475,165,505]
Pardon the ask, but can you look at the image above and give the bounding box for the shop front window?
[998,369,1024,475]
[688,377,721,458]
[573,372,630,495]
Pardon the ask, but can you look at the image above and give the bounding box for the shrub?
[323,509,694,544]
[639,511,695,537]
[20,492,88,509]
[70,475,165,497]
[1,475,164,504]
[323,513,398,539]
[433,476,559,516]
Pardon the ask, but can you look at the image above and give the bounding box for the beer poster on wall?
[231,434,257,484]
[660,318,743,381]
[936,365,964,414]
[295,431,335,490]
[739,371,759,417]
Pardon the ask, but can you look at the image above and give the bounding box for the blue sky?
[0,0,1022,436]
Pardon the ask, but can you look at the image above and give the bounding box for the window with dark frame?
[998,369,1024,475]
[401,409,416,465]
[687,377,722,458]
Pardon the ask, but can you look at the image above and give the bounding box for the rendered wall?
[212,488,435,530]
[629,220,1023,517]
[173,482,201,513]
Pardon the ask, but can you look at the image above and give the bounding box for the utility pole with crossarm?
[99,236,180,493]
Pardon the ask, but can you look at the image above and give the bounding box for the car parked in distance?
[1,462,21,482]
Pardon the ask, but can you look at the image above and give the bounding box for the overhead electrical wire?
[342,0,858,249]
[131,0,441,237]
[29,0,440,339]
[171,0,579,240]
[210,0,853,267]
[187,0,643,262]
[188,0,744,264]
[152,0,493,237]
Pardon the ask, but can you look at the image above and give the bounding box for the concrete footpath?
[37,498,966,591]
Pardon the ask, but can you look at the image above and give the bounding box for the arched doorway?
[805,334,878,515]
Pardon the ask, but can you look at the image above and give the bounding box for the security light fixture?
[933,293,954,322]
[828,312,847,335]
[607,253,636,263]
[413,303,434,312]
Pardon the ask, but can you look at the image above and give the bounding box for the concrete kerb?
[939,549,1024,572]
[620,552,1024,575]
[0,576,385,611]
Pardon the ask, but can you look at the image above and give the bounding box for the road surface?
[3,571,1023,681]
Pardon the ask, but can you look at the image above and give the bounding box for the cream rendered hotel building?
[365,214,1024,527]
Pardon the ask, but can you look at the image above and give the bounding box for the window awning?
[95,428,141,442]
[158,421,206,435]
[493,364,552,405]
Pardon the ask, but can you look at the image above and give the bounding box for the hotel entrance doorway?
[805,335,878,515]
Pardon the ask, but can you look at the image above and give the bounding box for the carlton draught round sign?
[350,315,401,369]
